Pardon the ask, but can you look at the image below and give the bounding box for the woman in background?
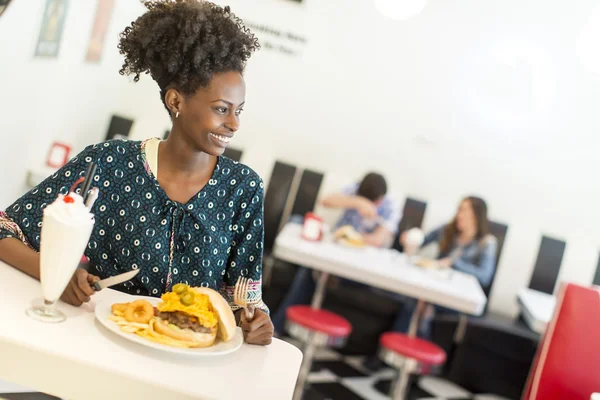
[365,196,497,370]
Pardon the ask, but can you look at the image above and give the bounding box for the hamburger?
[334,225,365,247]
[154,284,236,348]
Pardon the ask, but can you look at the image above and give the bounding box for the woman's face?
[175,71,246,156]
[455,199,477,233]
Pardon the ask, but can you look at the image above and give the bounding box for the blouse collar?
[138,139,223,225]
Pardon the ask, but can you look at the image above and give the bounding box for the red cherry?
[63,196,75,203]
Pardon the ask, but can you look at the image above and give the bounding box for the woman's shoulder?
[95,139,142,153]
[480,234,498,247]
[77,139,142,159]
[218,156,263,187]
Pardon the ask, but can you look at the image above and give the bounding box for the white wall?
[0,0,146,202]
[1,0,599,316]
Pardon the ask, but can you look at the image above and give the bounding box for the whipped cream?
[43,192,94,226]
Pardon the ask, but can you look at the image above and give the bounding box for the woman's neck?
[458,228,477,244]
[159,131,216,177]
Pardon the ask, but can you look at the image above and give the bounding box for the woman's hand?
[61,268,100,306]
[399,231,407,246]
[240,309,274,346]
[437,258,453,269]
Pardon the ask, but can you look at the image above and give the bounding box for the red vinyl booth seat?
[523,283,600,400]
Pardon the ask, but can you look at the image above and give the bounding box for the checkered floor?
[0,380,59,400]
[283,337,514,400]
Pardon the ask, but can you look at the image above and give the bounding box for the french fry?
[111,305,193,348]
[120,325,141,334]
[108,315,126,322]
[136,330,191,348]
[116,320,150,329]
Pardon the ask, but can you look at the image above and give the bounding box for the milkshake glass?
[26,192,94,323]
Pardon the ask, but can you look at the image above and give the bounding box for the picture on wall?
[85,0,115,63]
[35,0,69,58]
[46,142,72,169]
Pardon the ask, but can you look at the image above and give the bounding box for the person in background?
[271,172,401,334]
[324,172,400,246]
[364,196,497,370]
[0,0,273,345]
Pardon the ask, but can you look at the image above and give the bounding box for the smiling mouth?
[210,133,232,145]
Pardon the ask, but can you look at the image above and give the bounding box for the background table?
[517,287,556,334]
[274,223,487,316]
[0,261,301,400]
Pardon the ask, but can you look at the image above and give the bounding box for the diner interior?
[0,0,599,399]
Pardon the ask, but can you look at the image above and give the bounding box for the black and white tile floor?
[283,337,514,400]
[0,380,59,400]
[0,338,512,400]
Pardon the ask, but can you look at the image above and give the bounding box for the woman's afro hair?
[118,0,259,102]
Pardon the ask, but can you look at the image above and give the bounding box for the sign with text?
[246,21,307,57]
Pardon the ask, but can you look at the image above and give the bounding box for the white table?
[0,261,302,400]
[517,288,556,334]
[274,223,487,317]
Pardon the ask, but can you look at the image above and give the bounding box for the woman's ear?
[164,88,183,117]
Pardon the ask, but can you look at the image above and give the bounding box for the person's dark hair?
[439,196,489,254]
[118,0,259,112]
[357,173,387,202]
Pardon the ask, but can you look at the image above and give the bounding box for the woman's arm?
[0,144,98,253]
[421,226,444,247]
[0,144,102,304]
[222,180,269,314]
[224,177,273,345]
[452,237,497,288]
[0,237,40,279]
[0,207,40,277]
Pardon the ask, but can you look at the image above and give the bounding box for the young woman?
[364,196,497,370]
[393,196,497,331]
[0,0,273,345]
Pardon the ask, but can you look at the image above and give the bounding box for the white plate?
[95,295,243,356]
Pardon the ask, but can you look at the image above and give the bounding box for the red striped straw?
[69,177,85,193]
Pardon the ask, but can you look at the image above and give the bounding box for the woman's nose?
[224,114,239,132]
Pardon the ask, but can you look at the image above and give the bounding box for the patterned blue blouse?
[0,139,268,313]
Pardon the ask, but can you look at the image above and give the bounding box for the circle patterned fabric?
[0,139,268,313]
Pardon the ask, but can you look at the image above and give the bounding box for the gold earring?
[175,110,180,118]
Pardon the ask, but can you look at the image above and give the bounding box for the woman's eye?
[216,107,227,114]
[235,109,244,116]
